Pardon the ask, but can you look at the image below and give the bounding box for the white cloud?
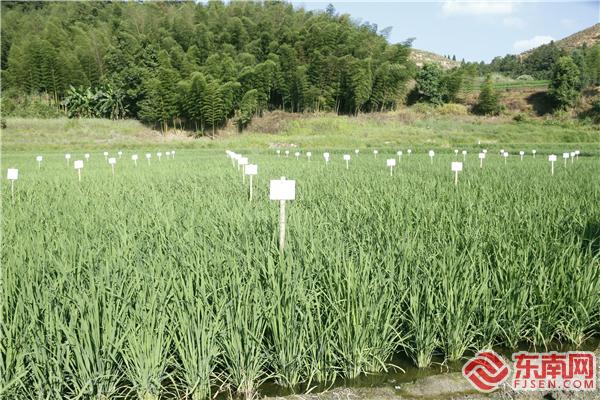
[442,1,514,16]
[503,16,526,29]
[513,35,554,52]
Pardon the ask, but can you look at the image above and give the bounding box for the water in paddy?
[259,336,600,397]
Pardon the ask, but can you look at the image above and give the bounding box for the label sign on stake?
[428,150,435,164]
[323,152,330,165]
[132,154,138,166]
[65,154,71,165]
[118,151,123,158]
[245,164,258,201]
[462,150,467,161]
[276,149,281,156]
[108,157,116,177]
[306,151,312,161]
[407,149,412,156]
[563,152,569,167]
[343,154,350,169]
[519,151,525,161]
[7,168,18,203]
[397,150,403,161]
[386,158,396,176]
[454,149,459,156]
[166,151,171,158]
[103,151,109,160]
[532,149,537,158]
[269,177,296,253]
[478,152,485,168]
[146,153,151,164]
[295,151,300,160]
[36,155,43,169]
[451,162,463,185]
[74,160,84,181]
[549,154,557,175]
[373,150,378,158]
[285,150,289,157]
[355,149,359,155]
[503,152,509,164]
[171,150,175,159]
[157,152,162,161]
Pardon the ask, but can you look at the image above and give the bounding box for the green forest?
[1,1,599,133]
[1,1,415,134]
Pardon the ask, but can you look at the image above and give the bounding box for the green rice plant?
[122,280,171,400]
[220,265,267,399]
[170,268,223,400]
[61,271,128,399]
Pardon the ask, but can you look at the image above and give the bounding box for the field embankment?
[2,111,599,153]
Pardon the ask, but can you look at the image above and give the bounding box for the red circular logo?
[463,351,510,392]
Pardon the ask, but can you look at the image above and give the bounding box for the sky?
[289,1,600,62]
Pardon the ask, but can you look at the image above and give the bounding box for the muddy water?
[259,336,600,397]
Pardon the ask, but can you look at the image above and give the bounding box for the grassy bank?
[2,111,599,153]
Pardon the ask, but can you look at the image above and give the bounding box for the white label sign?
[306,152,312,157]
[549,155,557,162]
[118,151,123,156]
[74,160,84,169]
[146,153,151,159]
[387,159,396,167]
[462,150,467,155]
[65,154,71,160]
[355,149,359,154]
[451,162,463,172]
[397,151,402,156]
[323,152,330,159]
[519,151,524,155]
[503,152,509,157]
[245,164,258,175]
[238,157,248,166]
[478,153,485,159]
[132,154,138,161]
[85,153,90,159]
[563,152,569,159]
[373,150,378,154]
[7,169,18,180]
[429,150,435,157]
[407,149,412,154]
[294,152,300,157]
[36,156,43,162]
[270,178,296,201]
[343,154,350,161]
[103,152,109,156]
[108,157,117,165]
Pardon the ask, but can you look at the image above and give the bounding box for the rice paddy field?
[2,147,600,400]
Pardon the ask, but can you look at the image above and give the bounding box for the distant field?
[462,80,550,92]
[2,113,599,154]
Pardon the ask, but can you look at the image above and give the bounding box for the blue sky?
[290,1,600,62]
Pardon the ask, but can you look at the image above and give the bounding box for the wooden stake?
[249,175,253,201]
[279,199,286,253]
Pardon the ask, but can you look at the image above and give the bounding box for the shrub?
[437,103,468,115]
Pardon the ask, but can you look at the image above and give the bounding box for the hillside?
[522,23,600,56]
[410,48,460,69]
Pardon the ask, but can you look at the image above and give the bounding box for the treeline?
[476,41,600,84]
[1,1,414,134]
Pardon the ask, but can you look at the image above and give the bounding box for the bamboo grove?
[1,1,414,133]
[2,150,599,399]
